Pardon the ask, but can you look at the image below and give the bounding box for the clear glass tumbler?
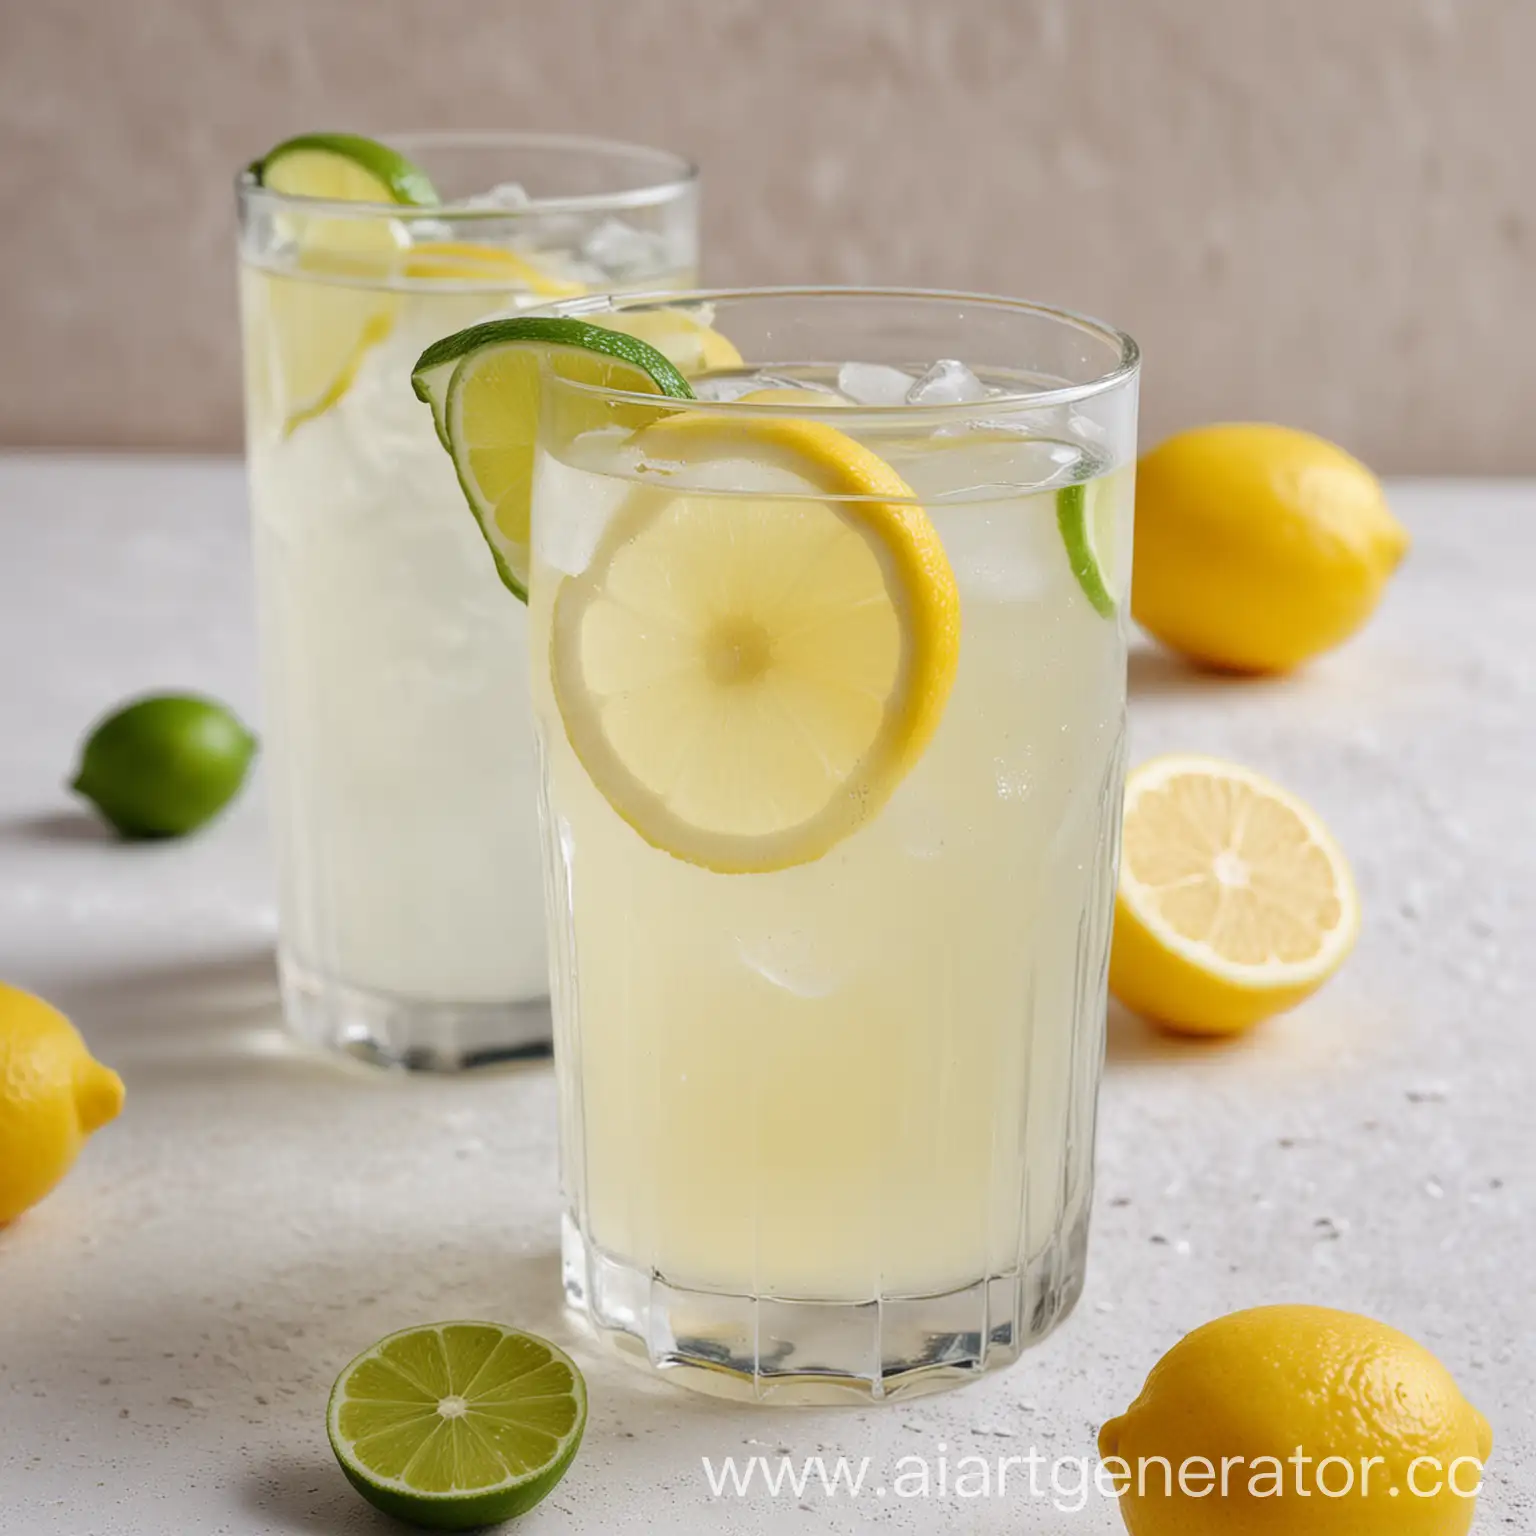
[236,134,698,1070]
[528,288,1140,1400]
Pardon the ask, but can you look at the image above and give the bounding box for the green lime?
[412,317,696,600]
[71,694,257,839]
[327,1322,587,1531]
[257,132,438,205]
[1056,474,1122,618]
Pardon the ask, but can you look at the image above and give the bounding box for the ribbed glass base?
[280,952,551,1072]
[561,1213,1089,1404]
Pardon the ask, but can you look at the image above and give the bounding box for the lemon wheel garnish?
[1110,754,1359,1035]
[550,414,961,874]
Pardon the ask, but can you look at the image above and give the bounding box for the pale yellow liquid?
[531,433,1131,1301]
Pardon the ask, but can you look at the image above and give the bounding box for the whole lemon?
[1133,425,1409,672]
[0,982,125,1224]
[1100,1305,1493,1536]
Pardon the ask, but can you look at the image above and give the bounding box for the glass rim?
[540,286,1141,416]
[235,129,699,219]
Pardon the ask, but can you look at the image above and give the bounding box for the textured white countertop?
[0,454,1530,1535]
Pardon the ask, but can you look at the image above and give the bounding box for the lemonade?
[415,290,1138,1399]
[236,135,697,1067]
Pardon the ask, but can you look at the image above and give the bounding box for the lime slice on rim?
[411,317,695,600]
[258,132,439,205]
[327,1321,586,1531]
[1056,475,1123,618]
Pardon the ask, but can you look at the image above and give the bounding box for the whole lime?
[71,694,258,838]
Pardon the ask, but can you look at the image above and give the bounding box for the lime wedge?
[327,1322,586,1531]
[1057,476,1122,618]
[257,133,438,205]
[412,317,695,600]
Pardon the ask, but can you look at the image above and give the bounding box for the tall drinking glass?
[236,135,698,1070]
[528,289,1139,1400]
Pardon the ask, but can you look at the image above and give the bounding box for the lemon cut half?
[1110,754,1360,1035]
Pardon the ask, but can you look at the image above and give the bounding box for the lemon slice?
[412,317,695,598]
[252,134,437,435]
[550,414,961,873]
[599,306,744,376]
[1110,755,1359,1035]
[402,240,588,299]
[736,387,853,406]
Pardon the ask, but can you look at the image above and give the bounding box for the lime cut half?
[412,317,695,599]
[327,1321,587,1531]
[1056,475,1123,618]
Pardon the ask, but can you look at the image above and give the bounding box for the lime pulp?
[327,1322,587,1531]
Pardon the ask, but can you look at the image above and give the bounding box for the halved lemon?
[550,413,961,873]
[252,133,437,435]
[1110,755,1360,1035]
[411,317,694,598]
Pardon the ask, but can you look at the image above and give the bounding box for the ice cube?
[906,359,990,406]
[580,217,669,280]
[837,361,916,406]
[462,180,531,210]
[737,930,849,999]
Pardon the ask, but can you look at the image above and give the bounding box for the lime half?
[1056,476,1122,618]
[327,1322,587,1531]
[412,317,695,599]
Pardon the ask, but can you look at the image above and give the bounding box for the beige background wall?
[0,0,1530,472]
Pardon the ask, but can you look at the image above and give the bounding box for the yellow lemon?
[0,982,124,1224]
[1133,424,1409,672]
[550,412,961,874]
[1100,1305,1493,1536]
[1110,755,1359,1035]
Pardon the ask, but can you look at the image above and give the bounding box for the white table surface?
[0,453,1530,1535]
